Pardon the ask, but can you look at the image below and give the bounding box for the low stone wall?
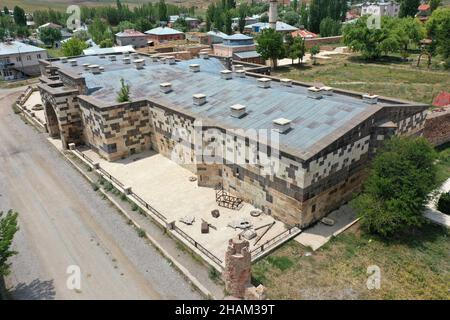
[305,36,343,49]
[423,108,450,146]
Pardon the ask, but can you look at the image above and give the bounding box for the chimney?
[167,56,176,65]
[190,64,200,72]
[193,93,207,106]
[199,52,209,59]
[160,82,172,93]
[133,59,145,69]
[123,57,131,64]
[280,78,292,87]
[257,77,271,88]
[161,57,167,64]
[233,64,244,72]
[235,70,245,78]
[272,118,292,134]
[109,55,116,61]
[99,54,106,59]
[363,94,379,104]
[230,104,247,118]
[82,63,90,70]
[320,86,333,96]
[151,55,159,62]
[221,69,233,80]
[308,86,323,99]
[69,59,77,66]
[269,0,278,30]
[88,64,100,74]
[61,57,68,63]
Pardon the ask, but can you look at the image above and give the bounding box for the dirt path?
[0,89,201,300]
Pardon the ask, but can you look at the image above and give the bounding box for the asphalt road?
[0,89,201,300]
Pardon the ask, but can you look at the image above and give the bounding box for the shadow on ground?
[8,279,56,300]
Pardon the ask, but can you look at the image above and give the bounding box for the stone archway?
[44,101,61,139]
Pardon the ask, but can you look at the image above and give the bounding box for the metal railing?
[131,193,167,221]
[174,225,223,268]
[250,226,301,258]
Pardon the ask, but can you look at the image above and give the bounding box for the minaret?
[269,0,278,30]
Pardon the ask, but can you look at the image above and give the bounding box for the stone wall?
[79,98,152,161]
[423,108,450,146]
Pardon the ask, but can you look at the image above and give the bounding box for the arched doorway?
[44,102,60,139]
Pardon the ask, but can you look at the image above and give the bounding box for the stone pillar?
[223,237,251,298]
[269,0,278,30]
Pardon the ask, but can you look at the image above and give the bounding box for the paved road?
[0,89,201,300]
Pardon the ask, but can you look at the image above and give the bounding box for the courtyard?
[81,148,297,267]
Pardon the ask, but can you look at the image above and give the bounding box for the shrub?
[104,182,113,192]
[208,266,220,282]
[92,183,99,191]
[437,192,450,214]
[136,228,145,238]
[131,203,138,211]
[120,193,127,202]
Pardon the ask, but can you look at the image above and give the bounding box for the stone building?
[37,53,428,228]
[115,29,148,48]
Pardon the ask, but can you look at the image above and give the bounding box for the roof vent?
[123,57,131,64]
[69,59,77,66]
[161,57,167,64]
[308,87,323,99]
[234,64,244,72]
[82,63,90,70]
[167,56,176,65]
[280,78,292,87]
[151,55,159,62]
[109,55,116,61]
[363,94,379,104]
[61,57,68,63]
[160,82,172,94]
[123,52,130,57]
[257,77,271,88]
[321,86,333,96]
[193,93,207,106]
[99,54,106,59]
[131,52,139,58]
[230,104,247,118]
[99,66,105,72]
[221,69,233,80]
[133,59,145,69]
[272,118,292,134]
[190,64,200,72]
[88,64,100,74]
[235,70,245,78]
[199,52,209,59]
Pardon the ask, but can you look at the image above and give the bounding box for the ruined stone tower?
[223,237,252,298]
[269,0,278,30]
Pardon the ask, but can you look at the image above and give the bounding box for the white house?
[0,40,48,80]
[360,1,400,17]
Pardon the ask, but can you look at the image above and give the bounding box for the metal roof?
[233,51,261,59]
[222,34,254,41]
[245,22,299,32]
[0,41,47,56]
[145,26,184,36]
[52,56,383,158]
[82,45,135,55]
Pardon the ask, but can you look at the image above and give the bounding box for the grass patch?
[274,54,450,104]
[252,223,450,299]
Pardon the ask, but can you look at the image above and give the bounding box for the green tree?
[319,17,341,37]
[310,44,320,64]
[426,7,450,68]
[224,11,232,35]
[283,11,300,26]
[430,0,441,12]
[292,0,299,12]
[300,3,308,27]
[117,78,131,103]
[256,27,285,68]
[13,6,26,26]
[0,210,19,277]
[99,38,114,48]
[3,7,9,15]
[39,27,62,47]
[351,137,437,237]
[158,0,168,22]
[399,0,421,18]
[394,17,425,52]
[287,36,306,64]
[117,20,137,32]
[62,37,88,56]
[342,16,401,60]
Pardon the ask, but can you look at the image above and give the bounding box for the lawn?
[273,54,450,105]
[252,223,450,300]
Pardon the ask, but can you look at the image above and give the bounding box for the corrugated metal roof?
[245,22,298,32]
[53,56,380,156]
[233,51,261,59]
[82,46,135,55]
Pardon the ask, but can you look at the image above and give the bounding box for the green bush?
[437,192,450,214]
[208,266,220,282]
[136,228,145,238]
[104,182,113,192]
[120,193,127,202]
[131,203,138,211]
[92,183,99,191]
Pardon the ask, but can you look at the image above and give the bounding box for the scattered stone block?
[201,221,209,233]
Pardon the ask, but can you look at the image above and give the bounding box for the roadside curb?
[60,149,214,299]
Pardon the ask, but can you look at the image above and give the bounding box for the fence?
[250,226,301,259]
[71,149,226,268]
[174,225,223,268]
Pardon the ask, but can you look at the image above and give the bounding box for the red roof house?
[432,91,450,107]
[291,28,318,39]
